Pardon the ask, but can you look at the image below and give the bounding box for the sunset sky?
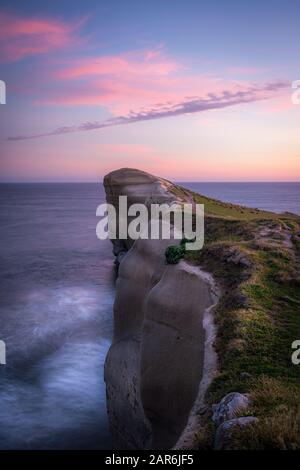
[0,0,299,182]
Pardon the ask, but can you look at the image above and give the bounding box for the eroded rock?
[212,392,251,427]
[104,168,219,450]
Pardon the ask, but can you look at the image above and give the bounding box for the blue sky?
[0,0,299,181]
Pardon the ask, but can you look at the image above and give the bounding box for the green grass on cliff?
[171,183,299,221]
[173,184,300,449]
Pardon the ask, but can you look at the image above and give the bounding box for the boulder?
[212,392,251,427]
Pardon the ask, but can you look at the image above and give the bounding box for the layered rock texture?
[104,169,218,449]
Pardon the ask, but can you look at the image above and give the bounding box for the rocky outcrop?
[211,392,256,449]
[212,392,251,427]
[214,417,258,450]
[104,168,177,264]
[104,168,219,450]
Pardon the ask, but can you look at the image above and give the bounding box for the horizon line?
[0,180,299,184]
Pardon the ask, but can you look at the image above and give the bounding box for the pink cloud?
[0,10,86,62]
[48,48,184,112]
[8,80,288,141]
[33,48,285,117]
[5,28,285,119]
[40,70,284,118]
[56,49,179,79]
[37,48,240,114]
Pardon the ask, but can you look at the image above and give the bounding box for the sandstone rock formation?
[104,168,219,450]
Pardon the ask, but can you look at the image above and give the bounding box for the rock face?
[104,168,219,450]
[212,392,251,427]
[212,392,255,449]
[103,168,178,264]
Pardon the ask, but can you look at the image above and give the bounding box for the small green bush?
[165,244,185,264]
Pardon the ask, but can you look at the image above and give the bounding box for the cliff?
[104,168,300,450]
[104,168,218,449]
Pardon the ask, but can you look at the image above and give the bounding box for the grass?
[229,377,300,449]
[173,183,300,449]
[170,183,299,221]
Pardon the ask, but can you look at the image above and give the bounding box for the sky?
[0,0,299,182]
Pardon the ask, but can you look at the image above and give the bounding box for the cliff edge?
[104,168,218,449]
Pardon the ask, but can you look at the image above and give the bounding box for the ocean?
[0,184,114,449]
[179,182,300,215]
[0,182,299,449]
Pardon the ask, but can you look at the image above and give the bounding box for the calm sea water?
[0,184,114,449]
[179,182,300,215]
[0,182,299,450]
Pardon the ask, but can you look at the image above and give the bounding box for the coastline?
[103,168,300,450]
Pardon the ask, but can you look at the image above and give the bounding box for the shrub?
[165,244,185,264]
